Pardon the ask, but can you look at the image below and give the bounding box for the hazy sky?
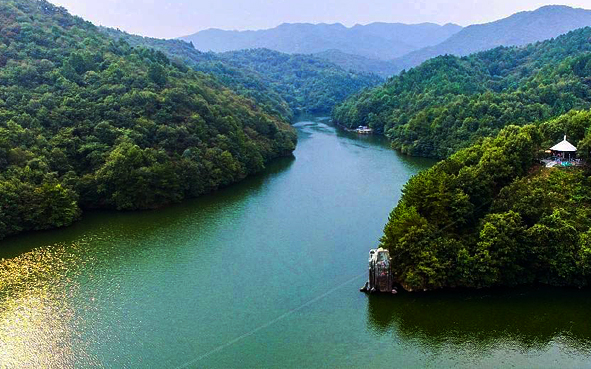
[50,0,591,39]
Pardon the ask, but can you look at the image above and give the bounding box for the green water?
[1,118,591,368]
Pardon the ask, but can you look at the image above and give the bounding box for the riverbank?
[4,117,591,368]
[0,145,297,244]
[0,121,591,368]
[0,117,435,368]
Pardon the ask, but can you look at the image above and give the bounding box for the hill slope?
[312,49,399,78]
[334,27,591,158]
[100,28,294,120]
[383,111,591,291]
[0,0,297,240]
[395,5,591,71]
[180,22,462,60]
[216,49,383,114]
[102,28,383,115]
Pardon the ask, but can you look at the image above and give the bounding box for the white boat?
[355,126,373,134]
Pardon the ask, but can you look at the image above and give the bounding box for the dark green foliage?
[100,28,382,117]
[99,27,294,121]
[382,111,591,291]
[0,0,297,240]
[216,49,383,115]
[333,27,591,158]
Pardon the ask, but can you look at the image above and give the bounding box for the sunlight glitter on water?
[2,120,591,368]
[0,242,97,368]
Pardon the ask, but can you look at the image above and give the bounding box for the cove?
[1,117,590,368]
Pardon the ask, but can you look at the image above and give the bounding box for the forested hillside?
[100,28,294,121]
[334,27,591,158]
[312,49,399,78]
[382,111,591,291]
[0,0,297,240]
[102,28,381,115]
[216,49,382,114]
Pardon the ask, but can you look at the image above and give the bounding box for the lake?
[1,117,591,368]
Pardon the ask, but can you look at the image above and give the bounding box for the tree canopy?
[333,27,591,158]
[382,110,591,291]
[0,0,297,240]
[101,28,383,118]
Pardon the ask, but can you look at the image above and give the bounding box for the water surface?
[1,118,590,368]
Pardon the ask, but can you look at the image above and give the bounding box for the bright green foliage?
[333,28,591,158]
[0,0,297,240]
[382,111,591,291]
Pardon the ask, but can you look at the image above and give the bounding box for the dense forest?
[216,49,382,114]
[100,28,294,121]
[0,0,297,240]
[101,28,382,116]
[333,27,591,158]
[382,110,591,291]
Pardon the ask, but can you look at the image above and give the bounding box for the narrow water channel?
[1,118,590,368]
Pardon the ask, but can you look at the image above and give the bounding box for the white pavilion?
[545,135,579,167]
[549,135,577,159]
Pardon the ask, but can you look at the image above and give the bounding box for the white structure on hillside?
[545,135,579,167]
[550,135,577,153]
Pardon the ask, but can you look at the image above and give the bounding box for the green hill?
[216,49,383,115]
[100,28,294,121]
[0,0,297,240]
[101,28,382,116]
[382,110,591,291]
[312,49,399,78]
[333,27,591,158]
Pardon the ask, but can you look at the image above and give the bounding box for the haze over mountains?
[395,5,591,71]
[180,22,463,60]
[312,49,401,77]
[180,5,591,77]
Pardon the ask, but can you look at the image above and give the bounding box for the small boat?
[355,126,373,134]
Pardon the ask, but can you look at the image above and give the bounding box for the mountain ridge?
[180,22,463,60]
[394,5,591,71]
[101,28,383,116]
[333,26,591,158]
[179,6,591,77]
[312,49,399,78]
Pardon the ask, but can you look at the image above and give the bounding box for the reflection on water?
[0,156,297,368]
[367,288,591,354]
[0,155,296,260]
[4,118,591,368]
[0,242,97,367]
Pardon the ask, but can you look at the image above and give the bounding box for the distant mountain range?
[394,5,591,71]
[180,22,462,61]
[179,5,591,77]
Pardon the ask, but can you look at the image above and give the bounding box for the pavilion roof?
[550,135,577,152]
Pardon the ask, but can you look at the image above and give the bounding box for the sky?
[50,0,591,39]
